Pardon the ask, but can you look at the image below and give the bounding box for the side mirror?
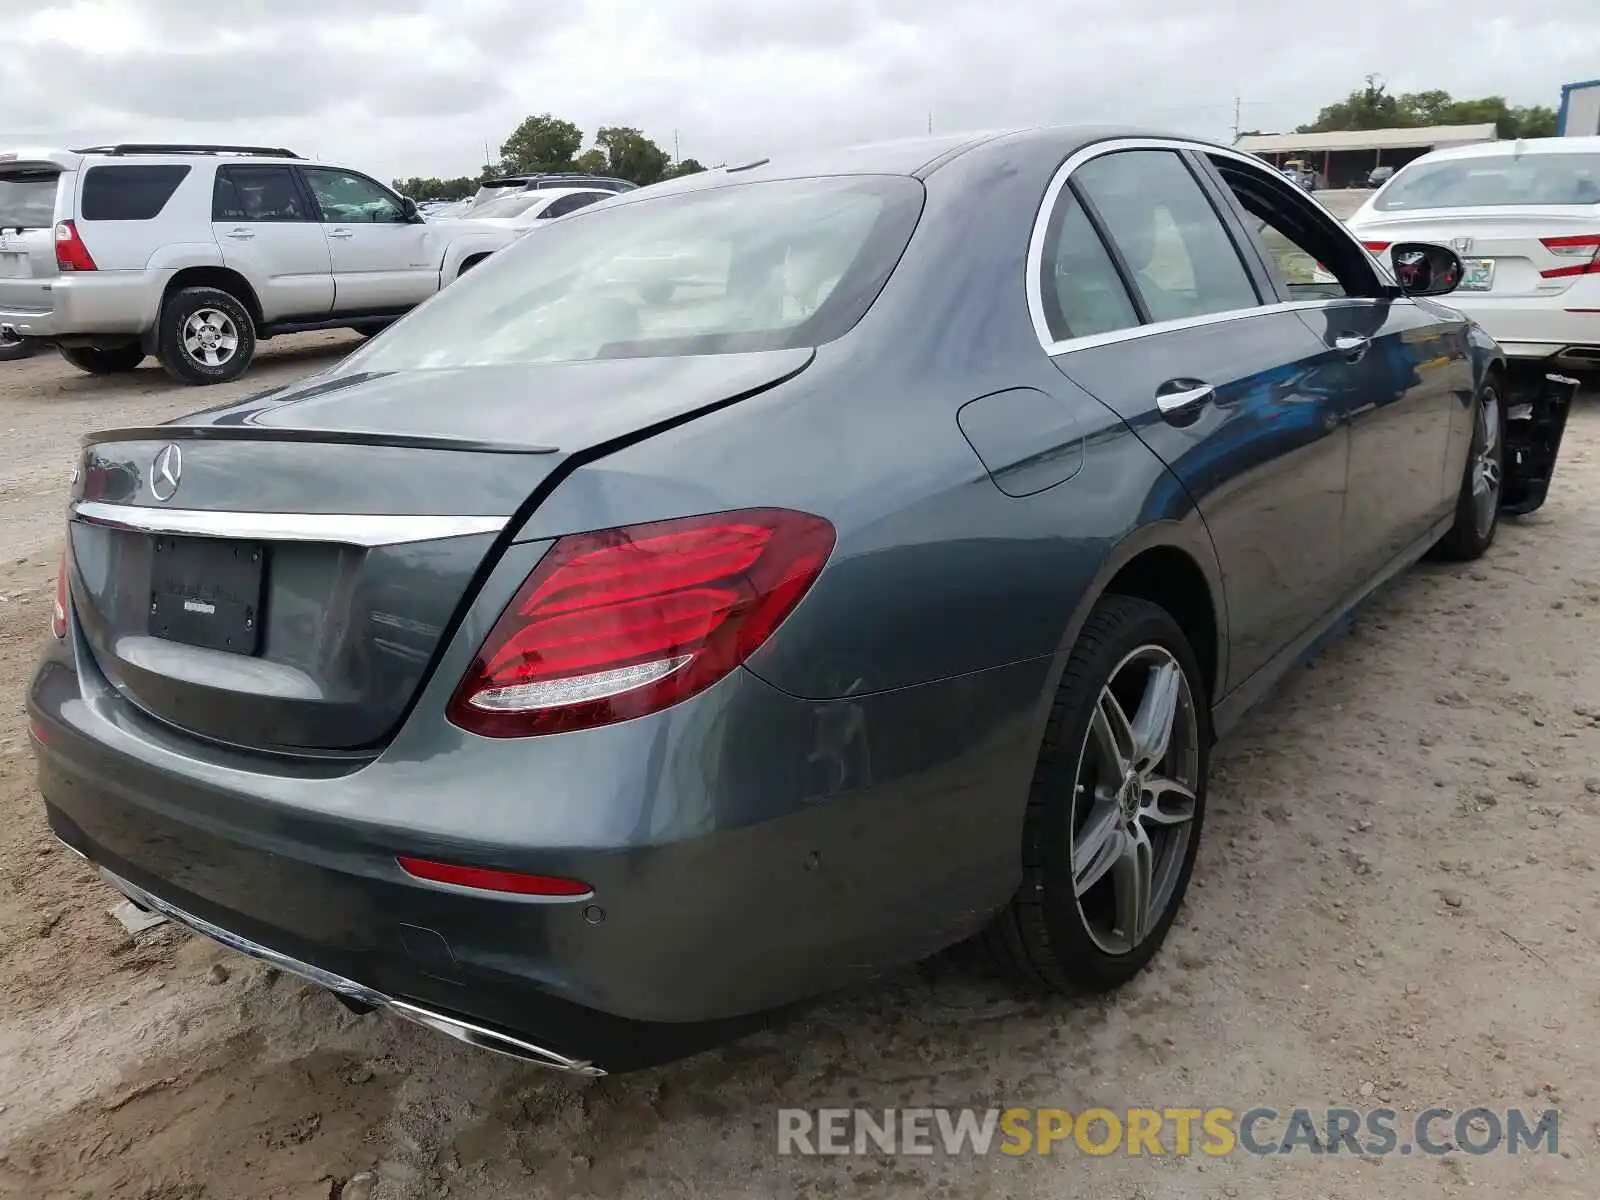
[399,196,421,222]
[1390,242,1463,297]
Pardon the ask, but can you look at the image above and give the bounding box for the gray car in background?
[28,127,1572,1074]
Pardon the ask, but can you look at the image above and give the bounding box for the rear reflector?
[51,552,67,639]
[53,220,96,272]
[1540,234,1600,279]
[1361,240,1391,253]
[397,856,592,897]
[448,508,835,737]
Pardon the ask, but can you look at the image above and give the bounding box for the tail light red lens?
[448,508,835,738]
[51,552,68,639]
[53,221,96,272]
[1540,234,1600,279]
[1360,240,1391,253]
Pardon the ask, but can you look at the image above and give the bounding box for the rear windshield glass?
[343,175,925,369]
[470,193,541,218]
[1376,153,1600,210]
[0,171,60,229]
[81,164,191,221]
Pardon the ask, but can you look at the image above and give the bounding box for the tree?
[573,148,608,174]
[1299,78,1561,139]
[499,113,583,175]
[595,126,671,186]
[667,158,707,178]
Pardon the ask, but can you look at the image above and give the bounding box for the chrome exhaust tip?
[386,1000,606,1076]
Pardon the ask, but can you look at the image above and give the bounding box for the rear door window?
[1040,195,1141,340]
[213,166,313,221]
[0,171,60,229]
[1375,153,1600,209]
[1072,150,1260,323]
[80,165,191,221]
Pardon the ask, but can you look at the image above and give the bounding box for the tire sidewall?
[159,287,256,385]
[1033,600,1211,987]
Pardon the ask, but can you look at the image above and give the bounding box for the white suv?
[0,144,516,384]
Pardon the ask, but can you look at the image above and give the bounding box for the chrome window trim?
[70,501,506,546]
[1027,136,1399,357]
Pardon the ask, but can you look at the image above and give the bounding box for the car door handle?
[225,229,254,240]
[1155,379,1215,424]
[1333,334,1370,361]
[328,228,355,240]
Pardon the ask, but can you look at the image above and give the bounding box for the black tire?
[981,594,1211,994]
[1428,378,1504,562]
[350,323,392,339]
[156,286,256,385]
[58,344,145,374]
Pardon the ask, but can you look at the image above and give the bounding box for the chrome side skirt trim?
[94,860,605,1076]
[71,501,506,547]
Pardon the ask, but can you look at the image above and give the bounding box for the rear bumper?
[27,626,1045,1068]
[0,270,164,339]
[1444,290,1600,363]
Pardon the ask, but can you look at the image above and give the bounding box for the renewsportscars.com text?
[776,1106,1559,1157]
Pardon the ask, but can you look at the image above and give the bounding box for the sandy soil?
[0,333,1597,1200]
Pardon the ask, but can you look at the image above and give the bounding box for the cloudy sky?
[4,0,1597,181]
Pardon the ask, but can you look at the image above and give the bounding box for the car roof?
[1413,136,1600,163]
[624,125,1222,199]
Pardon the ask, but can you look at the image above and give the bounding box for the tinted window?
[80,165,190,221]
[341,175,924,369]
[1376,153,1600,210]
[0,171,60,229]
[543,192,605,218]
[1041,195,1140,340]
[213,167,310,221]
[1074,150,1258,323]
[303,169,407,223]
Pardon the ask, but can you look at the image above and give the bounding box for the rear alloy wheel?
[983,595,1209,993]
[58,344,145,374]
[157,286,256,385]
[1428,381,1503,562]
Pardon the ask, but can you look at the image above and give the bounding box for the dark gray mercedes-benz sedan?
[28,128,1575,1074]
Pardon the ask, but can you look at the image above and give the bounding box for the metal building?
[1558,80,1600,136]
[1233,124,1498,188]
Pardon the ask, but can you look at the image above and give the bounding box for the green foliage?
[667,158,708,178]
[390,175,477,202]
[1297,76,1560,140]
[499,113,584,175]
[596,126,672,186]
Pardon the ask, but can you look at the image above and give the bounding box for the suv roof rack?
[72,144,304,159]
[480,172,636,189]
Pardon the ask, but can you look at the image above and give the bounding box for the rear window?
[0,171,60,229]
[80,164,191,221]
[343,175,924,369]
[1376,153,1600,210]
[470,193,541,218]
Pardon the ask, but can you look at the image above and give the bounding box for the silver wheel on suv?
[182,308,241,369]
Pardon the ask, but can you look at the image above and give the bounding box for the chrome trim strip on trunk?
[70,501,507,547]
[92,860,605,1075]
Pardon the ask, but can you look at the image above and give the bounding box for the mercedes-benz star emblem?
[150,444,183,502]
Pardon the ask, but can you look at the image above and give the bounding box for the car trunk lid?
[66,350,813,754]
[1353,207,1600,298]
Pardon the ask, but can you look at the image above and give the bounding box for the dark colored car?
[29,128,1575,1075]
[1368,164,1396,188]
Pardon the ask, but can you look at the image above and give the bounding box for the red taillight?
[51,552,68,639]
[1361,240,1391,253]
[53,220,96,272]
[397,856,592,897]
[1540,234,1600,279]
[448,508,835,738]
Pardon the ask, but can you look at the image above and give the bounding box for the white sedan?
[461,187,614,237]
[1346,136,1600,366]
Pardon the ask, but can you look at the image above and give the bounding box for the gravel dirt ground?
[0,326,1597,1200]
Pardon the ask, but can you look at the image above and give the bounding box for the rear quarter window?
[80,164,192,221]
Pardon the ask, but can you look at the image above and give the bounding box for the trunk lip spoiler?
[80,426,560,455]
[70,500,506,547]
